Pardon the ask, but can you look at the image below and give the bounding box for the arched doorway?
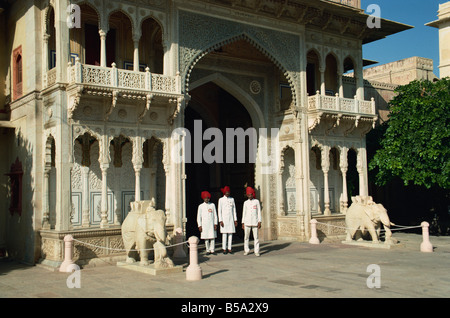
[185,82,254,240]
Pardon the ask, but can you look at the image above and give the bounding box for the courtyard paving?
[1,232,449,307]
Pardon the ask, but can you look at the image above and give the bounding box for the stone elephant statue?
[121,200,175,268]
[345,196,396,244]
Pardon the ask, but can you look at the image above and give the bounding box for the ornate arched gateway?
[178,11,310,242]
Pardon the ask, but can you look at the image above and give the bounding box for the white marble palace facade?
[0,0,410,265]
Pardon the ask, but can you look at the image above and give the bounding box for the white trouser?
[222,233,233,250]
[205,239,215,252]
[244,226,259,254]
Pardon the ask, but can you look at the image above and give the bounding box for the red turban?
[201,191,211,199]
[221,186,230,195]
[246,187,255,196]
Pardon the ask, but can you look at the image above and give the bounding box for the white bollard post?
[173,227,187,259]
[309,219,320,244]
[59,235,77,272]
[186,236,202,281]
[420,222,433,253]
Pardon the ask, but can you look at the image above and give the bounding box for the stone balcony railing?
[66,59,181,95]
[44,67,57,88]
[308,91,375,115]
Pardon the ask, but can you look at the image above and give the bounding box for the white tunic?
[242,198,262,226]
[197,202,218,239]
[218,196,237,233]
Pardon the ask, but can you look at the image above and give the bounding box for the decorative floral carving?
[250,80,261,94]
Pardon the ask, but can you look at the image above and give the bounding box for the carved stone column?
[164,167,172,225]
[278,169,285,215]
[42,166,51,229]
[99,29,107,67]
[132,136,144,202]
[98,135,111,228]
[356,147,364,197]
[339,146,349,213]
[134,166,142,202]
[356,57,365,100]
[43,33,50,73]
[321,146,331,216]
[357,146,368,197]
[81,166,90,227]
[133,33,141,72]
[163,41,170,75]
[100,163,109,228]
[319,66,326,96]
[337,70,344,98]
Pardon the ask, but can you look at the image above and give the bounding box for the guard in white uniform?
[218,186,237,254]
[197,191,218,254]
[242,187,262,256]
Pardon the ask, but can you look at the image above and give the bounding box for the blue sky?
[361,0,442,77]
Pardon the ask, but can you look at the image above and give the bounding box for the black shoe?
[223,250,227,255]
[228,250,233,254]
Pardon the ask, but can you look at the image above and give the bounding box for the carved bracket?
[308,112,324,133]
[168,95,189,125]
[68,86,84,120]
[105,90,120,121]
[138,94,154,123]
[325,114,342,136]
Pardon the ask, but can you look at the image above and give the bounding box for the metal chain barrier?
[314,220,422,232]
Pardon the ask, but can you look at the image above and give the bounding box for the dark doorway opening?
[185,82,255,241]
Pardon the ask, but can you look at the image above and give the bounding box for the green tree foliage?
[369,78,450,189]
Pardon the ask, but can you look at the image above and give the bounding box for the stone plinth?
[117,261,183,275]
[341,241,404,249]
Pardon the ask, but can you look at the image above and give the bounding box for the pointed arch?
[189,72,265,130]
[75,1,102,28]
[45,134,56,168]
[325,53,339,96]
[140,16,164,73]
[184,33,298,110]
[106,9,136,35]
